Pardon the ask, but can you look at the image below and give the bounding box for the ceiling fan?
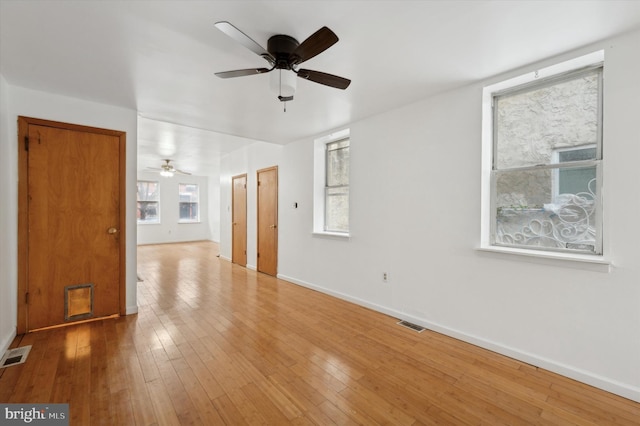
[214,21,351,102]
[147,159,191,177]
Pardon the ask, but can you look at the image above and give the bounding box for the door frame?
[17,116,127,334]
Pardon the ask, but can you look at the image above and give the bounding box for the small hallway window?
[313,129,350,236]
[325,138,350,233]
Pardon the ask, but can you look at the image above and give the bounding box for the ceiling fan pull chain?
[280,72,285,112]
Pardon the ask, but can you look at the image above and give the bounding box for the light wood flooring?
[1,241,639,425]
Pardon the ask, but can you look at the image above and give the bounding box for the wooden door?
[18,117,126,332]
[231,174,247,266]
[257,166,278,276]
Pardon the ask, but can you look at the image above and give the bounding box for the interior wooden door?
[18,117,125,332]
[257,166,278,276]
[232,174,247,266]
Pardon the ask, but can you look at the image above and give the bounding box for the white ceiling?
[2,1,640,176]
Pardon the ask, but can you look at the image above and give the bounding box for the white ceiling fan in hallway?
[146,159,191,177]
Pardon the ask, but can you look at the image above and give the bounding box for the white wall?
[5,84,139,320]
[0,74,18,355]
[137,171,212,245]
[219,142,283,268]
[224,30,640,401]
[208,173,221,242]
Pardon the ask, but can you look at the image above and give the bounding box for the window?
[487,60,603,255]
[137,180,160,224]
[553,145,597,199]
[313,129,350,235]
[178,183,199,223]
[325,138,350,232]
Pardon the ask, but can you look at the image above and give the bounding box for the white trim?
[483,50,604,97]
[125,305,138,315]
[0,328,17,361]
[312,231,350,240]
[313,128,350,145]
[476,246,610,273]
[276,273,638,402]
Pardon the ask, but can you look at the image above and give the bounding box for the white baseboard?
[126,305,138,315]
[276,273,640,403]
[219,255,231,262]
[0,328,17,357]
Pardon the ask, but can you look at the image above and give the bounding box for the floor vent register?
[0,345,32,369]
[397,320,426,333]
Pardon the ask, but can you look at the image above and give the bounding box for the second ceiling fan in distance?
[214,21,351,103]
[147,159,191,177]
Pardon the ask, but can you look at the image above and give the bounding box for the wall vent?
[397,320,426,333]
[0,345,32,368]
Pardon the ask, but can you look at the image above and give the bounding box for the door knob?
[107,227,119,234]
[269,224,277,229]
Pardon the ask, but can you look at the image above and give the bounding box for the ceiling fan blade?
[297,69,351,89]
[215,21,273,63]
[175,169,192,175]
[291,27,339,65]
[215,68,271,79]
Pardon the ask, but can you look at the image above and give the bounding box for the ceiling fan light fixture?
[270,69,296,99]
[147,159,190,177]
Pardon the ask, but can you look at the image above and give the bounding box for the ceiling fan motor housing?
[268,35,300,69]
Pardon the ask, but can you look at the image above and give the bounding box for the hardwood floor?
[1,241,638,425]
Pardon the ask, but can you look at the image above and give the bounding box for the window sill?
[178,221,201,224]
[312,231,350,240]
[476,245,611,273]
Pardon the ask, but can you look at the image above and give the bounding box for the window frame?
[481,51,606,261]
[136,180,160,225]
[178,183,200,224]
[313,128,350,237]
[324,138,350,233]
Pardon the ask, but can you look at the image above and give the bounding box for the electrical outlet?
[383,272,389,283]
